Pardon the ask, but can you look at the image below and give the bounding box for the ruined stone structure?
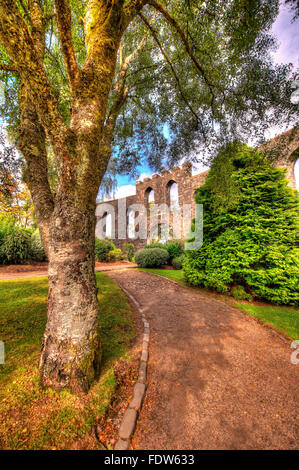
[96,127,299,251]
[257,125,299,190]
[95,162,208,250]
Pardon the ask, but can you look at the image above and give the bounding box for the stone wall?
[257,125,299,190]
[95,162,209,251]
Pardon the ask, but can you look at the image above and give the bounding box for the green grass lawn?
[140,268,299,340]
[0,273,134,450]
[235,303,299,340]
[139,268,186,285]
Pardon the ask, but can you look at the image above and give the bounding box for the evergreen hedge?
[184,143,299,306]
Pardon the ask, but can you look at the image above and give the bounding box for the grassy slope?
[140,268,299,340]
[0,272,134,450]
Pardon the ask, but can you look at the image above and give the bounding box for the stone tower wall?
[95,162,209,251]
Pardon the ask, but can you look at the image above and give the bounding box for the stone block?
[129,383,146,410]
[114,439,129,450]
[138,361,147,383]
[119,409,137,440]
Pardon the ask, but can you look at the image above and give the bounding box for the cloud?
[271,5,299,65]
[192,162,210,175]
[114,184,136,199]
[137,173,152,181]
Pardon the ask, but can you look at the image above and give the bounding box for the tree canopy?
[0,0,297,183]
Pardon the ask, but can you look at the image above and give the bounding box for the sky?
[109,1,299,200]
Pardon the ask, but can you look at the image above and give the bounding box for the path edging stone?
[114,284,150,450]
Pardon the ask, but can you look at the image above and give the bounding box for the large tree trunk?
[39,199,101,393]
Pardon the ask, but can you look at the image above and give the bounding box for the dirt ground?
[107,269,298,450]
[0,260,137,280]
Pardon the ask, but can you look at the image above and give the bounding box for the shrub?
[184,142,299,306]
[231,285,253,302]
[135,247,169,268]
[95,238,116,261]
[144,242,167,250]
[0,215,15,245]
[164,240,184,260]
[0,228,32,264]
[122,242,135,261]
[0,215,16,264]
[145,240,184,261]
[106,248,122,262]
[30,229,46,261]
[172,254,185,270]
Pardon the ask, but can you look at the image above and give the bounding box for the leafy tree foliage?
[0,128,21,199]
[184,143,299,305]
[0,1,297,179]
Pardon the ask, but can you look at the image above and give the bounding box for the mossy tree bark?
[39,200,100,393]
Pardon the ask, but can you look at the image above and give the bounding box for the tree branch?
[19,0,32,26]
[0,1,69,148]
[102,31,149,156]
[115,33,147,93]
[0,62,19,73]
[54,0,80,93]
[139,12,201,127]
[148,0,216,106]
[19,85,54,256]
[123,0,149,25]
[28,0,45,57]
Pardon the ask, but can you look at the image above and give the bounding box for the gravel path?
[107,269,298,450]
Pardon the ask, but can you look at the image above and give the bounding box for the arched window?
[145,187,155,206]
[167,180,178,209]
[103,212,112,238]
[128,208,135,239]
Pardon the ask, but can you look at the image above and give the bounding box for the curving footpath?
[107,269,298,450]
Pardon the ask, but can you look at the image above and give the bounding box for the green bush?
[145,240,184,261]
[164,241,184,260]
[30,229,46,261]
[0,215,16,264]
[231,285,253,302]
[172,254,185,270]
[184,142,299,306]
[0,229,32,264]
[135,247,169,268]
[106,248,122,262]
[0,215,15,245]
[122,242,135,261]
[0,216,46,264]
[95,238,116,261]
[144,242,167,250]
